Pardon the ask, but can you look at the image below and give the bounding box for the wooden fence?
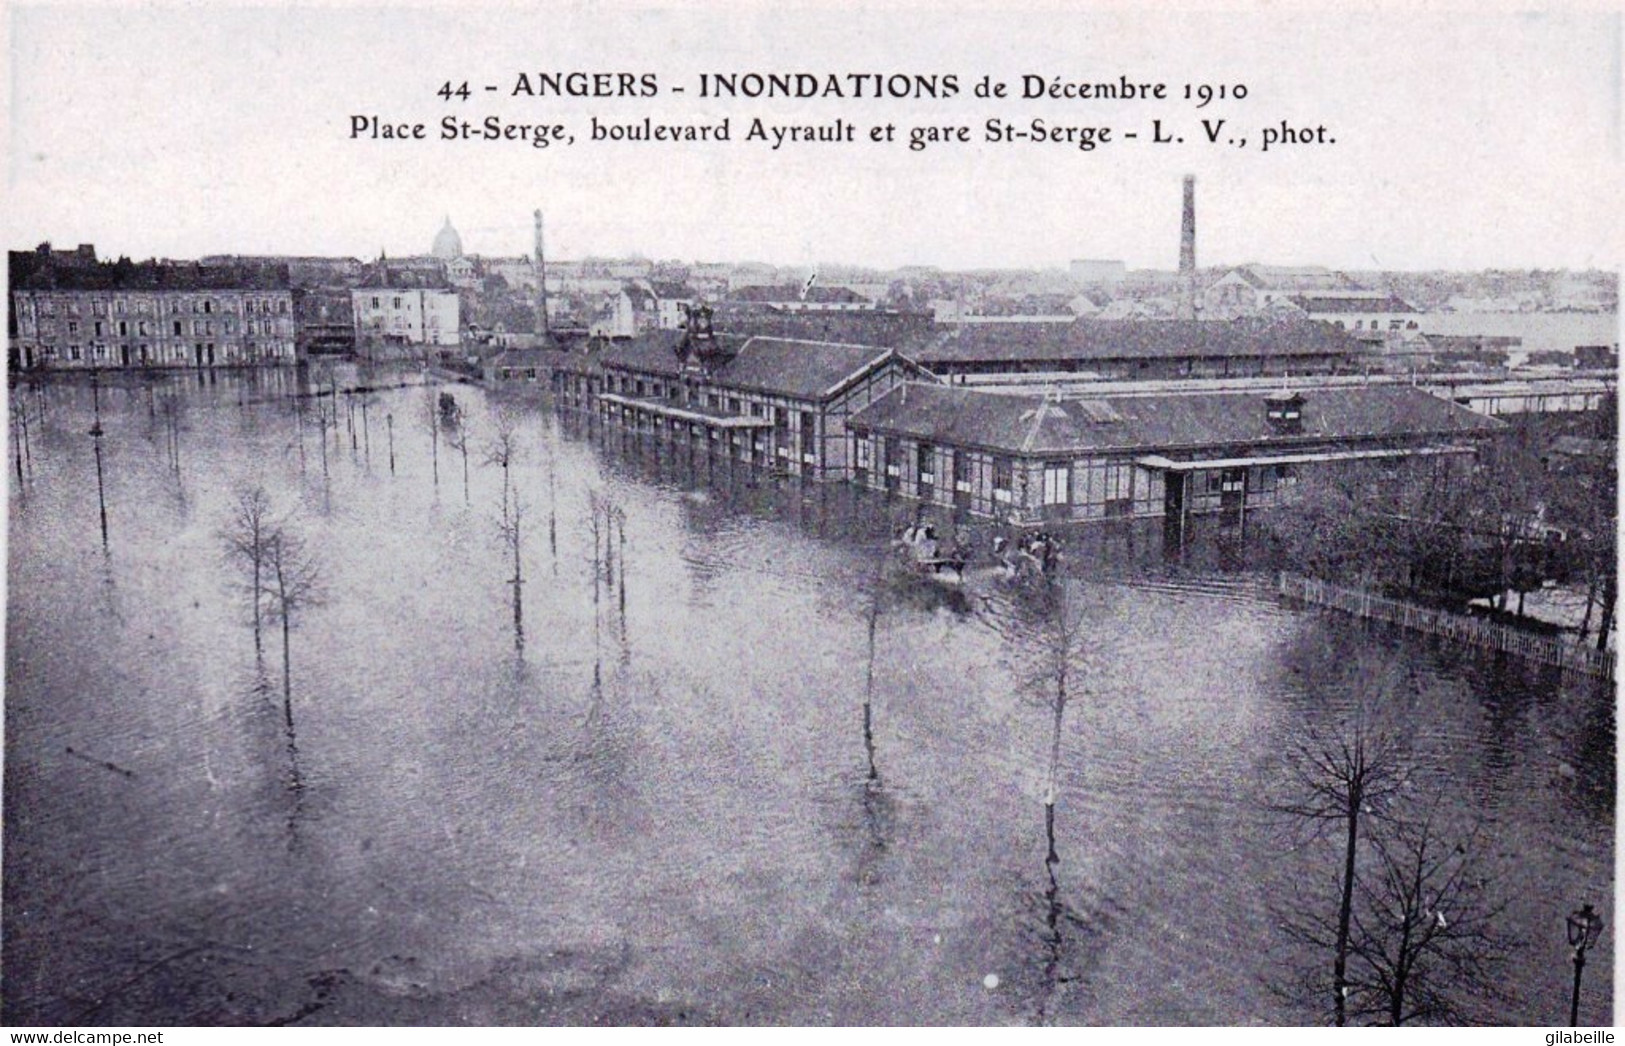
[1278,573,1615,681]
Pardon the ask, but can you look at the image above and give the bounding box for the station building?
[844,383,1504,526]
[553,314,933,479]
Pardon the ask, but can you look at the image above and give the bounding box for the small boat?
[438,391,459,422]
[894,524,967,584]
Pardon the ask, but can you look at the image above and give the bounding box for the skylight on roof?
[1072,399,1122,423]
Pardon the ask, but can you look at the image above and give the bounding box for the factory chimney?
[533,209,550,341]
[1178,175,1197,321]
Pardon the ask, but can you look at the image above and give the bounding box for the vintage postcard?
[3,1,1617,1030]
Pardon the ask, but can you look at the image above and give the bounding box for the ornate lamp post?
[1566,902,1605,1026]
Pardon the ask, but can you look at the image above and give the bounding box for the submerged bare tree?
[220,486,277,656]
[1268,644,1416,1026]
[1272,718,1408,1025]
[861,547,888,784]
[290,392,308,476]
[1014,578,1091,1025]
[445,402,472,505]
[544,435,558,569]
[486,413,525,657]
[1344,813,1511,1025]
[265,519,323,732]
[423,385,442,491]
[157,388,186,478]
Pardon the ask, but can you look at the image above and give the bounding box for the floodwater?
[4,367,1613,1026]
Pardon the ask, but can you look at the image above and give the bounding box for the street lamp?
[1566,902,1605,1026]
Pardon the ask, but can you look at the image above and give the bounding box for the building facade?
[351,288,461,348]
[846,383,1503,526]
[11,283,297,370]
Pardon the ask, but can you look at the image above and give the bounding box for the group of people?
[895,522,967,578]
[896,519,1061,582]
[991,529,1061,580]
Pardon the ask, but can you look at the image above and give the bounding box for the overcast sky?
[6,3,1621,273]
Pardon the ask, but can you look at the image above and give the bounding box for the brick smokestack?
[1179,175,1197,321]
[534,209,550,340]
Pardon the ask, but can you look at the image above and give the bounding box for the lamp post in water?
[1566,902,1604,1026]
[89,372,108,551]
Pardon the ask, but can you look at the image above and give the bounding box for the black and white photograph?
[3,1,1618,1029]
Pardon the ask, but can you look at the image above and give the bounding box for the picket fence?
[1278,573,1615,681]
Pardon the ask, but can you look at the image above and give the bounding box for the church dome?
[431,216,464,260]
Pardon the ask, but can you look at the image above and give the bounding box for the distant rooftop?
[917,318,1367,364]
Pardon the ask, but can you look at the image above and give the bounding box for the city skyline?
[6,6,1621,274]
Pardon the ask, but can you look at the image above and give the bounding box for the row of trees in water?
[26,369,1578,1025]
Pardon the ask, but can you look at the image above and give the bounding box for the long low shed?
[844,383,1504,525]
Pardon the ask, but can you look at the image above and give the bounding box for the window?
[728,397,741,414]
[993,457,1014,502]
[1042,463,1070,506]
[1103,463,1132,502]
[392,297,402,309]
[118,321,128,337]
[69,346,82,361]
[203,300,214,314]
[173,321,182,336]
[67,321,79,335]
[856,436,872,469]
[917,443,934,485]
[371,297,380,309]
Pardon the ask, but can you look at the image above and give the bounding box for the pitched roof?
[1289,295,1418,314]
[622,284,657,308]
[1228,265,1364,291]
[712,304,936,350]
[15,259,291,292]
[599,329,703,377]
[916,318,1365,365]
[601,332,913,401]
[647,281,694,300]
[720,337,897,399]
[847,383,1502,458]
[490,348,567,369]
